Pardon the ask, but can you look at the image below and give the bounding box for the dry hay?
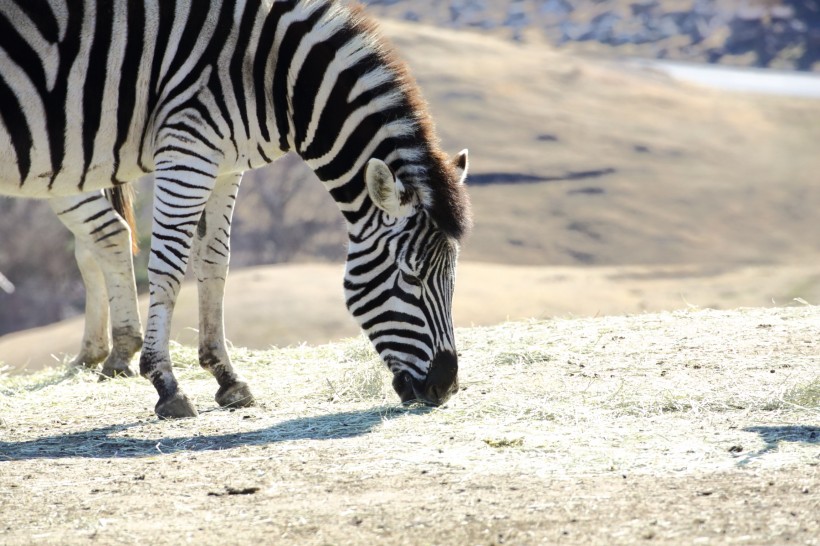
[0,306,818,544]
[2,306,818,469]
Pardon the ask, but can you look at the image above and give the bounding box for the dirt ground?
[1,306,818,545]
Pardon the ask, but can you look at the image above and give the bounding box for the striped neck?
[257,0,469,240]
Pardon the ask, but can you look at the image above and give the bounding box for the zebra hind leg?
[51,193,144,379]
[192,174,255,409]
[70,238,111,369]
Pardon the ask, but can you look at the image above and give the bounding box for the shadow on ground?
[738,425,820,466]
[0,406,428,461]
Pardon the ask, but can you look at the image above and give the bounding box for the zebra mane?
[338,2,473,240]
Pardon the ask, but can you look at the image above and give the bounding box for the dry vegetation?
[1,307,818,544]
[4,261,820,373]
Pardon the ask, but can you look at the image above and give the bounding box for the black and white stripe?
[0,0,471,418]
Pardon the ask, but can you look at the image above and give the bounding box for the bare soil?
[1,306,818,545]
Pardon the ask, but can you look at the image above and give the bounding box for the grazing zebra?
[0,0,471,418]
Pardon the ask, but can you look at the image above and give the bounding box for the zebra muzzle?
[392,351,459,407]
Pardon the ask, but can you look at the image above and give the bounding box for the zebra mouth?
[388,351,459,407]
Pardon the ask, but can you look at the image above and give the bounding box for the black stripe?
[184,99,225,142]
[375,341,429,363]
[161,122,221,151]
[95,228,128,244]
[254,1,296,145]
[155,145,219,165]
[152,230,192,248]
[151,248,186,276]
[0,11,49,94]
[16,0,60,43]
[229,0,258,141]
[372,329,432,348]
[292,28,352,151]
[89,218,122,235]
[147,267,179,282]
[56,194,101,215]
[83,209,109,224]
[208,70,238,157]
[348,244,390,276]
[300,51,382,160]
[271,3,329,152]
[0,78,32,183]
[152,1,234,143]
[45,1,84,187]
[80,0,115,190]
[362,311,425,330]
[156,0,210,96]
[112,0,146,182]
[257,144,272,163]
[315,106,406,182]
[349,279,401,316]
[140,0,174,168]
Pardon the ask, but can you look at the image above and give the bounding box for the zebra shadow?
[736,425,820,466]
[0,405,429,461]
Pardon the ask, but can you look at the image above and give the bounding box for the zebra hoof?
[155,392,199,419]
[216,382,256,409]
[98,365,137,381]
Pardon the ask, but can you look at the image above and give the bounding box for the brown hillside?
[378,20,820,266]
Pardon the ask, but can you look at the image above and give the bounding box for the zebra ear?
[453,149,469,185]
[366,159,411,218]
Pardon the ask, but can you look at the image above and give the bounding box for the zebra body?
[0,0,471,418]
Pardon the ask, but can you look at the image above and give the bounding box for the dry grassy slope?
[377,20,820,266]
[1,307,818,545]
[2,262,819,373]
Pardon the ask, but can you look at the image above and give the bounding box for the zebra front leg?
[51,193,143,377]
[192,174,255,409]
[139,149,223,418]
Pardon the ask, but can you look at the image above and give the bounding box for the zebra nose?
[422,351,459,406]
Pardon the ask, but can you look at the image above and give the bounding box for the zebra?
[0,0,471,418]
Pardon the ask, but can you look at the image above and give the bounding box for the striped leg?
[51,193,143,377]
[139,150,219,418]
[192,174,255,408]
[70,237,111,369]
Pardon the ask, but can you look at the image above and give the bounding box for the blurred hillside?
[2,15,820,340]
[360,0,820,71]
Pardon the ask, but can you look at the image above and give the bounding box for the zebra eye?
[400,270,422,286]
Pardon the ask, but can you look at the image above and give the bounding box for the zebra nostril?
[423,351,458,405]
[392,371,419,403]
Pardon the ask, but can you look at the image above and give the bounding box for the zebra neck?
[252,0,454,235]
[259,3,438,231]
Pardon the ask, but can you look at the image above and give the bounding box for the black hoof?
[215,382,256,408]
[155,392,199,419]
[98,365,137,381]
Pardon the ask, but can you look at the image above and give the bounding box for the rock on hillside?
[360,0,820,71]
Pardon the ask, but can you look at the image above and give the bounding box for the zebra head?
[344,151,470,407]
